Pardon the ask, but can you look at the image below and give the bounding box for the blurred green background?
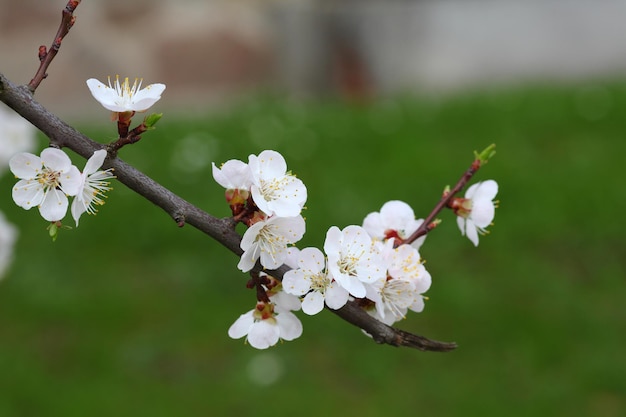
[1,84,625,416]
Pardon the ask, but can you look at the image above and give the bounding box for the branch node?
[38,46,48,62]
[175,213,186,227]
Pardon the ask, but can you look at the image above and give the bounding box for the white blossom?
[86,76,165,113]
[238,215,306,272]
[363,200,425,250]
[228,302,303,349]
[323,225,386,298]
[10,148,81,222]
[456,180,498,246]
[71,150,115,226]
[212,159,252,191]
[248,150,307,217]
[366,242,431,323]
[283,247,350,315]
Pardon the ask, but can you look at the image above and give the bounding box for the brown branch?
[27,0,81,92]
[331,302,457,352]
[261,266,456,351]
[1,72,456,352]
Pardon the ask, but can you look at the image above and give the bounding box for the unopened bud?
[474,143,496,165]
[47,221,62,241]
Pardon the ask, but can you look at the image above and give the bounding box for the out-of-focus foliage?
[0,84,624,417]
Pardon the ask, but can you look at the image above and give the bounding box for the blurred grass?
[1,82,625,416]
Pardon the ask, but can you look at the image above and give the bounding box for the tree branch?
[1,72,455,351]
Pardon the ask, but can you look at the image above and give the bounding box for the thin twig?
[27,0,81,92]
[404,159,481,245]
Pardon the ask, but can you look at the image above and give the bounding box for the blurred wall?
[2,0,626,119]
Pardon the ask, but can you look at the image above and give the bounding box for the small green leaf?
[144,113,163,129]
[474,143,496,164]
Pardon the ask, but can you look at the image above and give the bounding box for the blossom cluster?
[214,150,499,349]
[9,148,115,227]
[4,69,500,351]
[5,74,164,237]
[285,201,431,326]
[212,150,308,272]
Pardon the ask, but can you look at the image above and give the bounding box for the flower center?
[256,224,286,263]
[109,75,142,104]
[38,167,61,190]
[309,272,330,293]
[380,279,415,319]
[450,197,473,218]
[338,255,359,276]
[259,176,290,202]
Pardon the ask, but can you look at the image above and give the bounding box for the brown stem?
[1,72,455,352]
[110,123,148,153]
[404,159,482,245]
[27,0,81,92]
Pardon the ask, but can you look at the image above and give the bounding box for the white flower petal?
[87,78,122,111]
[282,270,311,296]
[71,192,88,226]
[259,244,288,270]
[465,219,480,246]
[276,311,303,341]
[240,221,264,252]
[323,226,342,254]
[471,200,495,228]
[83,150,107,175]
[12,179,44,209]
[338,275,366,298]
[9,153,41,179]
[39,188,68,221]
[272,290,301,312]
[379,200,416,235]
[237,248,258,272]
[212,159,252,190]
[363,201,424,248]
[59,165,82,197]
[469,179,498,201]
[296,247,323,273]
[228,311,255,339]
[362,211,385,239]
[283,247,301,269]
[40,148,72,173]
[324,282,350,310]
[456,216,467,236]
[247,320,280,349]
[301,291,325,315]
[413,264,432,293]
[409,297,426,313]
[130,83,166,111]
[249,150,287,179]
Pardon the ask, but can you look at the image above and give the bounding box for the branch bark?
[0,72,456,352]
